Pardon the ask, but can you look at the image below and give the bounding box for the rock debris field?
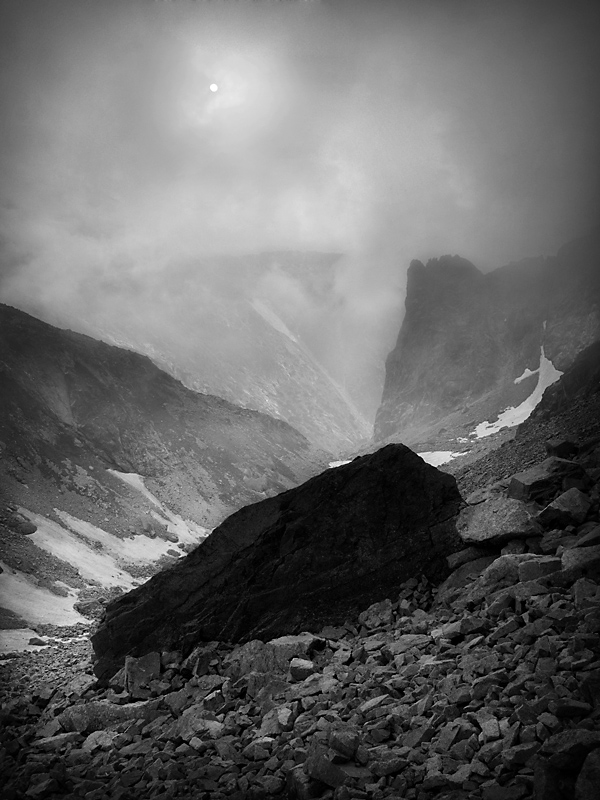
[1,439,600,800]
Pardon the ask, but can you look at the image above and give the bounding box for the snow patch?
[329,460,352,468]
[0,561,87,626]
[474,346,562,438]
[251,298,298,343]
[53,510,183,567]
[514,366,539,384]
[0,629,51,656]
[23,511,138,589]
[419,451,468,467]
[107,470,209,544]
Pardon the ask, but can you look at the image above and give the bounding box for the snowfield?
[474,345,562,438]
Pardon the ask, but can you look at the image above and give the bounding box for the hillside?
[0,304,328,639]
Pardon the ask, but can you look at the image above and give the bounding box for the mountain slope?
[0,304,329,634]
[29,252,372,453]
[0,303,329,525]
[375,231,600,447]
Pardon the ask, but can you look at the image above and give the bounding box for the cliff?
[375,231,600,446]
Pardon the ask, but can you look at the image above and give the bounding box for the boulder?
[92,444,462,678]
[457,496,538,545]
[537,488,592,528]
[539,729,600,771]
[576,750,600,800]
[507,458,587,505]
[124,652,161,700]
[546,439,579,459]
[561,544,600,574]
[57,699,162,733]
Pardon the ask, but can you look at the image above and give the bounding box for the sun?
[209,84,218,93]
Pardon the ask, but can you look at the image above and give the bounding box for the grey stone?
[538,488,592,528]
[289,658,317,682]
[458,496,538,545]
[507,458,586,505]
[539,729,600,770]
[58,699,163,733]
[517,556,562,583]
[575,749,600,800]
[124,651,161,699]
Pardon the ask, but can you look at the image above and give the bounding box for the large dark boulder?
[92,444,463,679]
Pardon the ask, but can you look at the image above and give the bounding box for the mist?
[1,0,599,421]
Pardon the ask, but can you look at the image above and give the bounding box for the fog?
[1,0,599,421]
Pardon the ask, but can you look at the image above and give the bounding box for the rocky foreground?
[1,437,600,800]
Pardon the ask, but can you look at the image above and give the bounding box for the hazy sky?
[1,0,599,417]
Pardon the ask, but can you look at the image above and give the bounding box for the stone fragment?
[539,730,600,770]
[458,496,538,545]
[164,704,224,742]
[507,458,586,505]
[290,658,317,682]
[306,746,347,788]
[124,651,161,699]
[447,546,491,570]
[574,525,600,548]
[575,749,600,800]
[82,730,117,752]
[537,489,592,528]
[436,557,497,602]
[501,742,540,767]
[562,544,600,573]
[385,634,431,655]
[32,732,82,751]
[546,439,579,459]
[370,751,408,776]
[286,765,324,800]
[58,699,162,733]
[517,556,562,583]
[328,727,360,759]
[358,598,393,629]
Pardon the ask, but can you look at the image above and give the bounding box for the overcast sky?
[1,0,599,416]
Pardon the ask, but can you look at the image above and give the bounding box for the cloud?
[0,0,599,418]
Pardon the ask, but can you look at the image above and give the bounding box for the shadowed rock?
[92,444,462,679]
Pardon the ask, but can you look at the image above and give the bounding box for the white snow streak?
[474,346,562,438]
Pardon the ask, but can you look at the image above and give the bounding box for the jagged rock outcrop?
[92,444,463,679]
[375,230,600,446]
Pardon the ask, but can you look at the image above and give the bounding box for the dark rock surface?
[92,444,463,679]
[375,231,600,446]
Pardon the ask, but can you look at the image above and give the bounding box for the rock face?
[92,444,463,679]
[375,231,600,445]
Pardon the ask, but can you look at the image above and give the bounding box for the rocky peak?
[375,232,600,447]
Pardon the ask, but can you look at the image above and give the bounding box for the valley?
[1,234,599,800]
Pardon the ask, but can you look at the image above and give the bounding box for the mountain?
[91,443,463,679]
[375,231,600,448]
[0,304,328,632]
[27,252,372,454]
